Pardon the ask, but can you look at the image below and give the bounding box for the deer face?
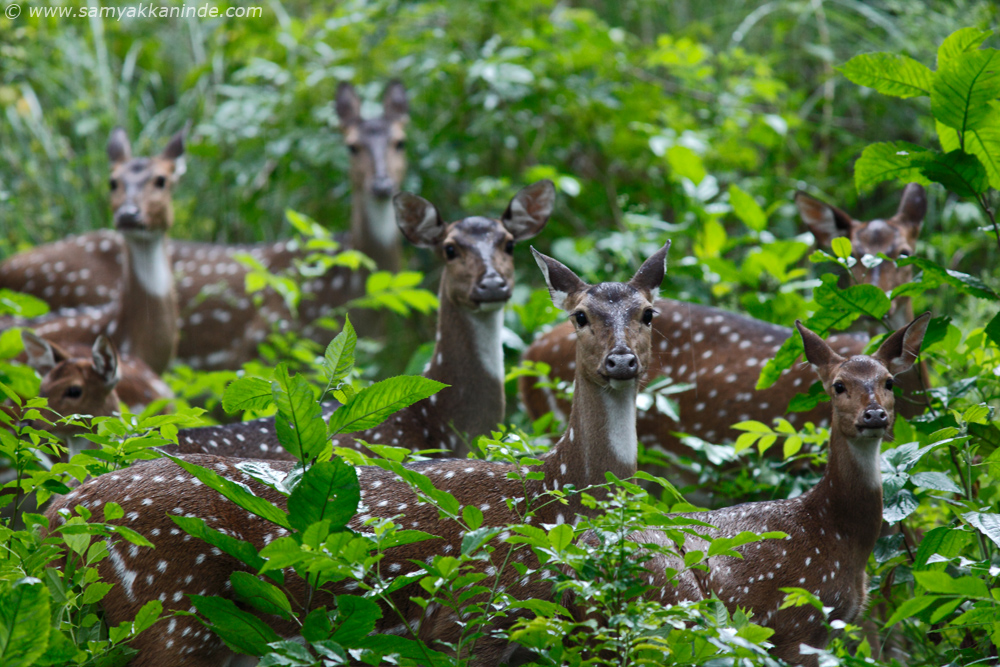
[533,242,670,391]
[107,128,186,238]
[22,333,120,438]
[394,181,555,312]
[796,184,925,323]
[336,81,408,202]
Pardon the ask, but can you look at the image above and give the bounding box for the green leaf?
[462,505,484,531]
[728,184,767,231]
[962,511,1000,549]
[230,572,292,619]
[332,596,381,645]
[273,365,327,461]
[839,53,934,98]
[286,459,360,533]
[169,515,281,584]
[931,49,1000,133]
[188,594,281,656]
[0,581,50,667]
[914,149,989,197]
[897,256,999,301]
[830,237,852,259]
[854,141,931,193]
[938,28,993,67]
[883,489,919,523]
[132,599,163,635]
[222,377,274,414]
[327,376,448,435]
[914,570,990,598]
[164,454,291,530]
[666,145,706,185]
[81,581,113,605]
[323,317,357,390]
[937,101,1000,189]
[0,290,49,318]
[986,311,1000,348]
[814,275,891,320]
[548,523,574,551]
[885,594,939,626]
[910,471,963,494]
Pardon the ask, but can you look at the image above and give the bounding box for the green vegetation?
[2,1,1000,665]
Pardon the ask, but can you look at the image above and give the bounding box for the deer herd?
[1,81,937,666]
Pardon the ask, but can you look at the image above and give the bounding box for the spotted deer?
[578,313,929,666]
[520,185,928,488]
[44,242,669,667]
[163,181,555,461]
[0,81,410,370]
[1,128,182,375]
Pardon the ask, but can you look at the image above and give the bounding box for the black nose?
[472,273,510,303]
[115,205,141,229]
[371,177,395,199]
[862,406,888,429]
[605,352,638,381]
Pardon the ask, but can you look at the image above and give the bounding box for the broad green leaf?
[332,595,381,645]
[854,141,931,193]
[462,505,484,531]
[914,149,989,197]
[932,49,1000,133]
[548,523,574,551]
[286,458,360,533]
[910,471,963,494]
[0,290,49,318]
[81,582,113,605]
[667,145,706,185]
[222,377,273,414]
[897,256,999,300]
[937,104,1000,189]
[132,599,163,635]
[323,317,357,390]
[938,28,993,67]
[188,594,281,655]
[915,570,989,598]
[164,454,291,530]
[327,376,447,435]
[831,237,852,259]
[168,514,282,584]
[230,572,292,619]
[962,511,1000,549]
[814,275,891,320]
[986,310,1000,348]
[839,53,933,98]
[885,594,939,626]
[883,489,919,523]
[272,365,327,460]
[913,524,970,566]
[728,184,767,231]
[0,581,50,667]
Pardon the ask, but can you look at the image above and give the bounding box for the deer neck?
[803,424,884,563]
[351,191,400,273]
[115,233,178,375]
[423,290,506,449]
[541,375,638,519]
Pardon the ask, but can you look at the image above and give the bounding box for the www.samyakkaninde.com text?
[26,4,263,20]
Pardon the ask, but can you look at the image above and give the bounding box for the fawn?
[44,242,669,666]
[574,313,929,666]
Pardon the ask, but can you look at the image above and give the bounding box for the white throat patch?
[601,382,638,465]
[365,196,398,250]
[464,308,505,382]
[124,234,172,297]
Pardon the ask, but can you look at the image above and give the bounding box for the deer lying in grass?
[573,313,929,666]
[44,242,669,667]
[520,184,928,488]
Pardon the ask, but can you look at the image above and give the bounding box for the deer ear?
[796,321,844,379]
[502,180,555,241]
[107,127,132,165]
[161,127,187,181]
[872,312,930,375]
[382,80,409,122]
[629,241,670,300]
[394,192,446,247]
[531,247,587,310]
[795,191,855,248]
[22,332,66,375]
[894,183,926,232]
[91,336,120,389]
[335,82,362,127]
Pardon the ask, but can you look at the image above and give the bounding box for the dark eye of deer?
[348,144,360,155]
[834,381,846,394]
[642,308,654,326]
[444,245,457,260]
[109,178,118,191]
[885,378,894,390]
[65,386,83,399]
[505,240,514,255]
[396,140,406,150]
[574,311,588,327]
[154,175,167,188]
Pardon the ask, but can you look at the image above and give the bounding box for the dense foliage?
[1,1,999,665]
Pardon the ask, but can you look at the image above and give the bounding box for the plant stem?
[978,193,1000,256]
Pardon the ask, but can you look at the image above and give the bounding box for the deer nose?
[604,351,639,381]
[862,406,888,429]
[115,205,141,229]
[371,177,395,199]
[472,273,510,303]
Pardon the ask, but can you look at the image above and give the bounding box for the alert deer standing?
[2,129,183,376]
[585,313,930,666]
[44,242,670,667]
[0,81,410,370]
[520,185,928,488]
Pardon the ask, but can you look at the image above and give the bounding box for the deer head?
[22,332,120,438]
[336,80,409,202]
[107,127,186,238]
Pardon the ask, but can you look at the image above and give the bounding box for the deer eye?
[642,308,654,326]
[574,311,588,328]
[444,244,457,260]
[348,144,360,155]
[885,378,894,390]
[65,386,83,399]
[504,240,514,255]
[109,178,118,191]
[833,381,846,394]
[154,175,167,188]
[395,140,406,150]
